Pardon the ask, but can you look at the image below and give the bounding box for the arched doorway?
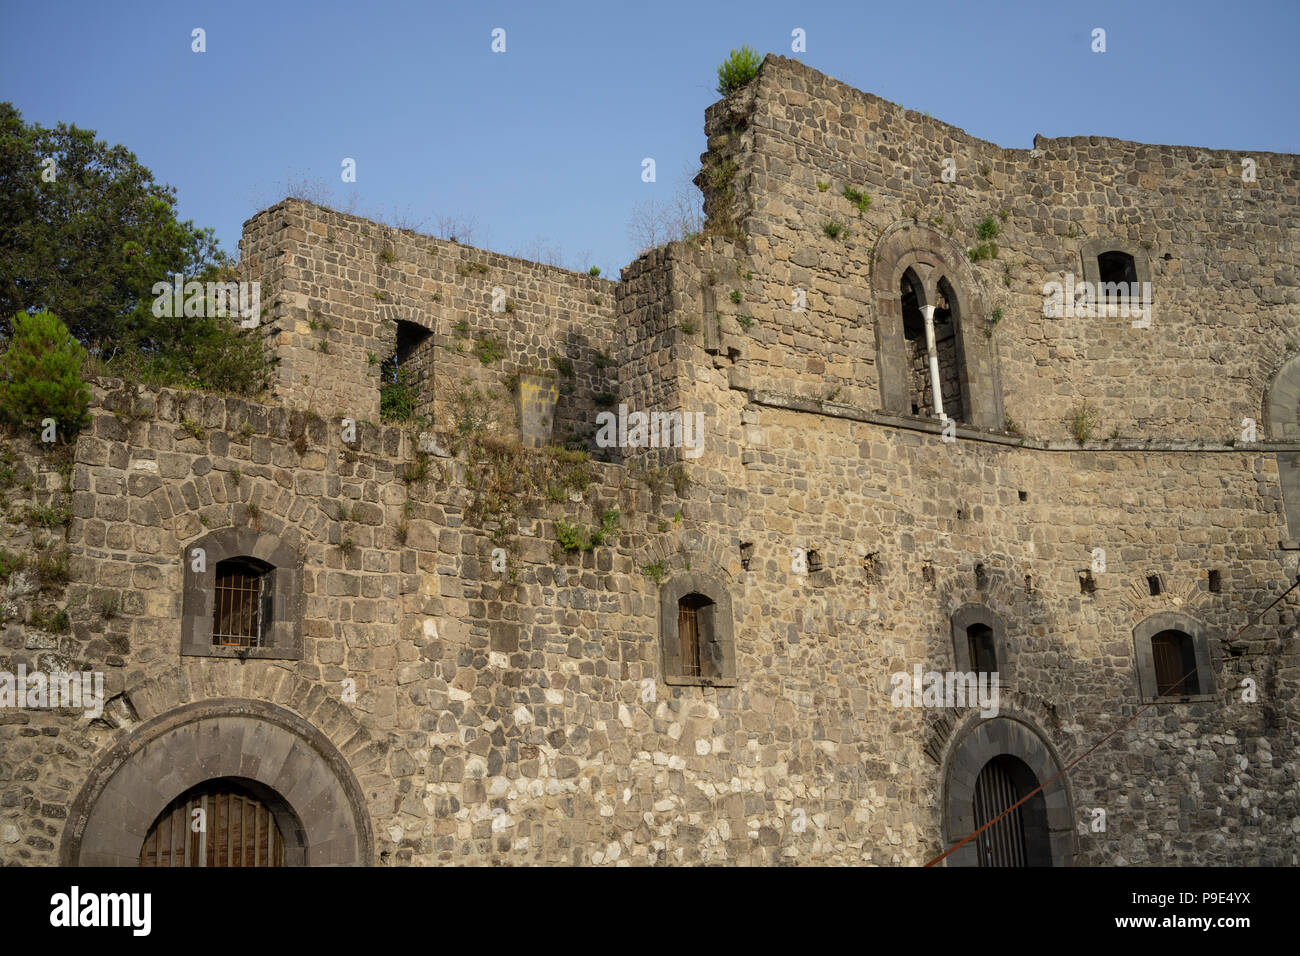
[62,699,373,866]
[139,777,304,867]
[972,755,1052,867]
[940,715,1074,866]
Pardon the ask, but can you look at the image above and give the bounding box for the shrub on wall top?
[0,310,91,439]
[716,46,762,95]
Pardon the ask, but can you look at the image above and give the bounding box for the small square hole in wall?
[1024,573,1034,593]
[807,549,823,573]
[1079,569,1096,594]
[1208,569,1221,593]
[975,562,988,590]
[922,562,935,588]
[863,552,880,584]
[740,542,754,571]
[1147,574,1162,596]
[1018,490,1028,502]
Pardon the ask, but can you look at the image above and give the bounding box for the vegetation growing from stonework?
[716,46,762,95]
[379,359,420,423]
[0,547,25,585]
[555,508,620,553]
[968,215,1003,263]
[441,381,596,547]
[1069,401,1101,443]
[640,560,669,585]
[474,335,505,365]
[0,103,269,395]
[975,216,1002,241]
[842,185,872,213]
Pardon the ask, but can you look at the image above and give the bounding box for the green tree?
[0,103,268,395]
[716,46,763,95]
[0,310,90,437]
[0,102,224,346]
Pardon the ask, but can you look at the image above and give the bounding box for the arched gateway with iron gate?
[62,699,373,867]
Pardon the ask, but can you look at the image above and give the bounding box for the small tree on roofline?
[0,310,91,439]
[716,46,763,95]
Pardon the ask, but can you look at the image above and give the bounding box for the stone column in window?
[921,303,945,419]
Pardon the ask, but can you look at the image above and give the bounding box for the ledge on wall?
[746,389,1300,452]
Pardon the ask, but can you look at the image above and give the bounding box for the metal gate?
[140,782,285,867]
[973,758,1028,867]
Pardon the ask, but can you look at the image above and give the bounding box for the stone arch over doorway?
[61,698,374,866]
[870,222,1004,430]
[939,714,1074,866]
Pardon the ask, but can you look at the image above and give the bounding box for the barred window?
[182,528,301,660]
[677,594,713,678]
[213,557,272,648]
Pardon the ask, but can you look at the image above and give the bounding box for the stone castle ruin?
[2,54,1298,866]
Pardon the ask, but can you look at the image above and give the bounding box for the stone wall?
[698,54,1300,442]
[240,199,618,448]
[2,54,1298,868]
[4,371,1295,865]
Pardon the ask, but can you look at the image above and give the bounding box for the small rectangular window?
[214,559,270,647]
[1098,250,1138,286]
[1151,631,1198,696]
[678,602,701,678]
[967,624,996,674]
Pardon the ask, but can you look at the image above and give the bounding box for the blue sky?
[2,0,1297,276]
